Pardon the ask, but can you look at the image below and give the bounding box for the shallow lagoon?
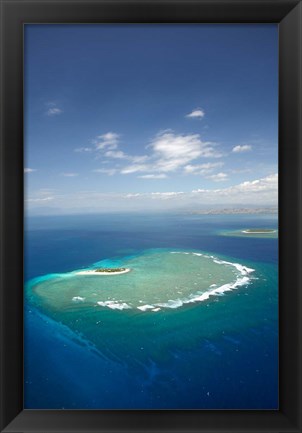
[29,249,254,312]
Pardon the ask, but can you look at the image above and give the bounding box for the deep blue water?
[24,213,278,409]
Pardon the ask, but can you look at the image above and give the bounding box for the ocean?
[24,212,278,409]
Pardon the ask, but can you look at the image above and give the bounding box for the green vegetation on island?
[94,268,127,273]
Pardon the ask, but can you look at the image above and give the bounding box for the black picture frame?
[0,0,301,432]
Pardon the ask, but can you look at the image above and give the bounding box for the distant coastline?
[190,207,277,215]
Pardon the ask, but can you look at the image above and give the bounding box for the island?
[75,267,131,276]
[221,228,278,238]
[241,229,277,234]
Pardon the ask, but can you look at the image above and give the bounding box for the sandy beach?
[241,230,276,234]
[75,268,131,276]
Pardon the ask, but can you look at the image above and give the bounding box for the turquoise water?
[28,249,255,312]
[24,213,278,409]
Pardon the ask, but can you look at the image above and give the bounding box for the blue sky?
[24,24,278,214]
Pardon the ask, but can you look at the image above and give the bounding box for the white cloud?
[186,109,205,119]
[125,191,184,199]
[24,168,36,173]
[121,174,277,206]
[193,173,278,197]
[24,188,58,210]
[95,132,120,150]
[184,162,224,175]
[62,172,79,177]
[117,131,222,175]
[234,173,277,193]
[130,155,149,163]
[105,150,127,159]
[138,174,167,179]
[93,168,117,176]
[142,131,222,174]
[207,172,229,182]
[26,174,278,214]
[26,196,54,203]
[74,147,93,153]
[125,193,141,198]
[150,191,184,199]
[45,101,63,116]
[232,144,252,153]
[82,130,222,178]
[47,108,62,116]
[92,133,148,164]
[152,132,221,163]
[121,164,149,174]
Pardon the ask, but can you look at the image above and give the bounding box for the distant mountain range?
[189,207,278,215]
